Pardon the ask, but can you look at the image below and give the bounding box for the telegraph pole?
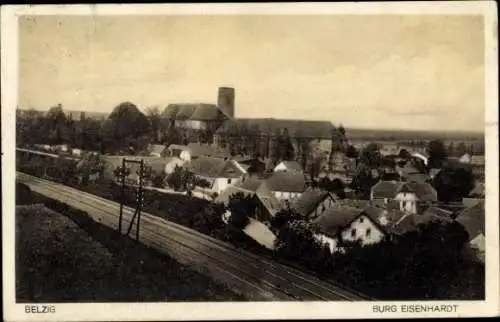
[118,157,126,234]
[124,158,147,241]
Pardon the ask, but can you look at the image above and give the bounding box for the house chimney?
[217,87,235,118]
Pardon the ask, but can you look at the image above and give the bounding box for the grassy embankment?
[16,198,246,302]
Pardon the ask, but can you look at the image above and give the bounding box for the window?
[227,179,232,184]
[351,228,356,238]
[366,228,372,237]
[359,217,364,223]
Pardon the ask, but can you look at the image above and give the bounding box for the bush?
[16,183,33,205]
[151,173,166,188]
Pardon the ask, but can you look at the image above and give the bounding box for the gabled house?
[291,187,339,220]
[265,170,307,202]
[184,156,247,195]
[370,180,437,214]
[273,160,303,173]
[313,206,388,253]
[215,178,282,224]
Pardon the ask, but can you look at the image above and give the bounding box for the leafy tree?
[270,208,302,232]
[432,166,475,202]
[164,120,184,146]
[307,156,323,180]
[427,140,448,169]
[166,165,194,191]
[16,182,33,205]
[398,148,412,159]
[318,177,345,198]
[345,144,359,159]
[145,106,162,143]
[351,163,379,199]
[282,128,295,161]
[227,192,257,229]
[295,129,313,171]
[106,102,150,150]
[274,219,324,266]
[359,143,381,168]
[271,128,282,163]
[151,172,167,188]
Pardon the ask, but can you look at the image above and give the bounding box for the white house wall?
[213,177,241,195]
[395,192,418,214]
[273,162,288,172]
[315,233,339,253]
[273,191,302,201]
[341,215,385,246]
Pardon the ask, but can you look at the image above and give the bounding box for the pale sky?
[19,15,485,132]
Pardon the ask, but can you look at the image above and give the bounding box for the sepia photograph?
[2,2,499,321]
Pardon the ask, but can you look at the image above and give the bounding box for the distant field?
[346,127,484,142]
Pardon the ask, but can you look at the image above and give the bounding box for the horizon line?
[17,106,485,135]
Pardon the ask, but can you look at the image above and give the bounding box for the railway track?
[17,172,371,302]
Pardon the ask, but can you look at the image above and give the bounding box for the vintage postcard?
[2,2,499,321]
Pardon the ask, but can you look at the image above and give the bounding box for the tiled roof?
[405,182,437,202]
[215,186,254,206]
[462,198,483,208]
[362,205,387,223]
[256,188,283,216]
[167,144,189,151]
[396,164,420,176]
[389,210,452,236]
[371,180,437,201]
[265,171,307,193]
[162,103,228,121]
[291,187,337,217]
[186,142,230,159]
[422,206,455,221]
[406,173,431,184]
[468,182,485,198]
[456,201,485,241]
[235,177,265,192]
[161,104,181,119]
[215,118,334,139]
[191,104,225,121]
[371,181,403,199]
[313,206,363,238]
[149,144,166,155]
[428,168,442,178]
[185,156,245,179]
[336,199,371,209]
[215,181,282,217]
[176,104,198,119]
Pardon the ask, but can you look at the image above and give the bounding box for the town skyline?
[19,15,485,132]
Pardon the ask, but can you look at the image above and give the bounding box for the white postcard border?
[2,2,499,321]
